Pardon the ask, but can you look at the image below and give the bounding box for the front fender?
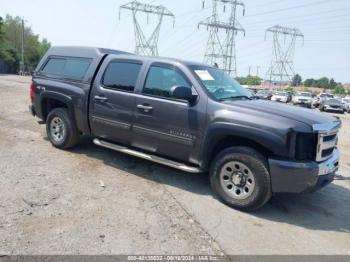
[200,122,292,169]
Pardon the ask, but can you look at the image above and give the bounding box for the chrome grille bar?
[313,121,341,162]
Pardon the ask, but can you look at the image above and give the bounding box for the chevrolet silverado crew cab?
[29,46,341,211]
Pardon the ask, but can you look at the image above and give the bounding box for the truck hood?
[223,99,336,126]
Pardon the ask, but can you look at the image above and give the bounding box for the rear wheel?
[209,146,272,211]
[46,108,79,149]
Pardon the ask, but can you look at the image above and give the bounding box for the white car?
[271,91,288,103]
[342,97,350,113]
[313,93,334,107]
[293,92,312,108]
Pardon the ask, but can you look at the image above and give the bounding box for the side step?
[93,138,203,173]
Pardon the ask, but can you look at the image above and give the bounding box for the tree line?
[0,15,50,73]
[292,74,347,94]
[235,73,346,94]
[235,75,262,86]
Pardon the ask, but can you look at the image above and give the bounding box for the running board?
[93,138,203,173]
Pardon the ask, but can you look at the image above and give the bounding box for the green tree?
[0,15,50,73]
[285,86,294,93]
[316,77,329,88]
[334,85,345,94]
[0,16,4,41]
[304,78,315,87]
[291,74,302,87]
[0,16,20,72]
[235,75,262,86]
[329,78,337,89]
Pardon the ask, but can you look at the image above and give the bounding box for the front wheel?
[210,146,272,211]
[46,108,79,149]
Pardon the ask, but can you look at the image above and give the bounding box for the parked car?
[313,93,334,108]
[255,90,272,100]
[320,98,345,114]
[293,92,312,108]
[271,91,289,103]
[246,87,258,94]
[341,97,350,113]
[29,46,341,211]
[244,88,256,97]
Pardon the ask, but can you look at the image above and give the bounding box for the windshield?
[257,90,270,95]
[298,92,311,97]
[327,99,341,104]
[190,65,252,100]
[320,93,334,98]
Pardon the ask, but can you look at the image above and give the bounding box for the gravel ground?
[0,74,349,255]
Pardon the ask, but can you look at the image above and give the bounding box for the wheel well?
[41,98,68,121]
[209,136,273,164]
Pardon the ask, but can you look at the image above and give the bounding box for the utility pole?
[256,66,260,77]
[20,19,25,74]
[265,25,304,87]
[198,0,245,77]
[119,0,175,56]
[248,66,251,76]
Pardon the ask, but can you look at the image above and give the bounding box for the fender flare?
[200,122,290,169]
[39,91,76,124]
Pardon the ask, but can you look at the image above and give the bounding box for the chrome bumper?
[318,148,339,176]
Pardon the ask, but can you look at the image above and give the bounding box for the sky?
[1,0,350,83]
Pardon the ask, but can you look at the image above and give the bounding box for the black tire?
[209,146,272,211]
[46,108,79,149]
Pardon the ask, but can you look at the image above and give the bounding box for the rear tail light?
[30,80,34,101]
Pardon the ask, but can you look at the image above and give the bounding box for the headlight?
[295,133,317,160]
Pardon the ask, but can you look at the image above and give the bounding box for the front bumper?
[269,149,339,193]
[295,101,311,106]
[324,107,343,113]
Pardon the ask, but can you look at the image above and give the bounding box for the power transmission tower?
[198,0,245,77]
[265,25,304,87]
[119,0,175,56]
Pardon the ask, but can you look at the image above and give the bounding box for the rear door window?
[102,61,142,92]
[41,57,91,80]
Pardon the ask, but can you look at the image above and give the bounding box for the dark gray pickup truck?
[29,46,341,211]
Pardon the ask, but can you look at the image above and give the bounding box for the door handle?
[94,95,108,102]
[137,104,153,112]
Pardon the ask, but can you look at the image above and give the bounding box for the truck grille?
[316,129,338,162]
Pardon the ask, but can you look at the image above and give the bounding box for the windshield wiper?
[220,95,252,101]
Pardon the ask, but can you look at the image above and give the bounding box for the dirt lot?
[0,74,349,255]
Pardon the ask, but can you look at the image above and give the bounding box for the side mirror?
[170,86,195,101]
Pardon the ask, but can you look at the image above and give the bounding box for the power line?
[243,6,350,28]
[246,0,331,17]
